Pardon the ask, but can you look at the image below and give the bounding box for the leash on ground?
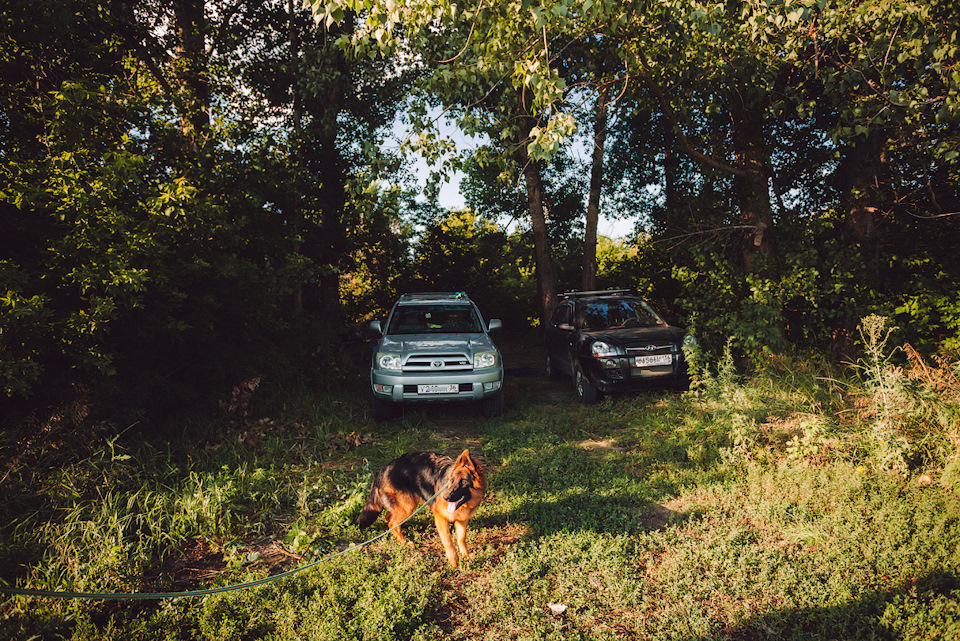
[0,479,451,601]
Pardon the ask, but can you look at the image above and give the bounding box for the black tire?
[574,363,600,404]
[480,390,504,417]
[370,395,394,422]
[545,354,562,380]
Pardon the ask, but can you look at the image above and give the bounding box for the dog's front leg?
[454,519,469,559]
[434,514,459,568]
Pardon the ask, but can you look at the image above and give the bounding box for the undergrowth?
[1,318,958,640]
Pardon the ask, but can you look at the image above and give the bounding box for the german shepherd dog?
[357,450,486,568]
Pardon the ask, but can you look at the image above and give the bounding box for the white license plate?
[418,384,459,394]
[634,354,672,367]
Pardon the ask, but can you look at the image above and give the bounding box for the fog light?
[374,384,392,393]
[483,381,502,391]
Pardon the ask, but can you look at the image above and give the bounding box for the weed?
[846,315,960,473]
[784,415,829,464]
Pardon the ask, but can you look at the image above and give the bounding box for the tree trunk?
[728,98,774,269]
[309,22,350,335]
[519,144,558,325]
[664,148,680,215]
[289,0,305,318]
[583,85,609,291]
[172,0,209,160]
[840,130,884,241]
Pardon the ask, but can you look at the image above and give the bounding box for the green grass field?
[2,327,959,640]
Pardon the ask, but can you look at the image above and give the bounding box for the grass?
[1,323,959,640]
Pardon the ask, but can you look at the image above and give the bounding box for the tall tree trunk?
[583,85,609,291]
[728,97,774,270]
[832,128,886,355]
[840,130,884,241]
[310,23,349,334]
[518,144,558,325]
[172,0,209,161]
[664,148,680,215]
[289,0,305,318]
[512,88,559,324]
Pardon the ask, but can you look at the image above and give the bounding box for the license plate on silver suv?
[418,384,459,394]
[634,354,672,367]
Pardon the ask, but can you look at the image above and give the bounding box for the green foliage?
[0,0,415,419]
[0,266,52,397]
[407,210,535,328]
[672,251,795,358]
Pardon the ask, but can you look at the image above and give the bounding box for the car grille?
[403,383,474,393]
[626,344,674,355]
[403,353,472,371]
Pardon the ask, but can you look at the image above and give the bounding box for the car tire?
[480,390,504,417]
[370,395,394,422]
[545,354,562,380]
[574,363,600,404]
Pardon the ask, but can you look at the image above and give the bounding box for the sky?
[401,111,635,239]
[430,170,634,239]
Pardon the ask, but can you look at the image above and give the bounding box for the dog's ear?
[455,449,476,471]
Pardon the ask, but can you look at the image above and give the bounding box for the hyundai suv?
[369,292,504,420]
[544,289,692,403]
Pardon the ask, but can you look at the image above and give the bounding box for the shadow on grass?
[480,437,691,539]
[688,570,960,641]
[480,491,683,539]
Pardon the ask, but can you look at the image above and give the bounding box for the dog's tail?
[356,485,383,530]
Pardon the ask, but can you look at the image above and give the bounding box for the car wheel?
[480,390,504,417]
[545,354,562,380]
[574,364,600,404]
[370,395,394,422]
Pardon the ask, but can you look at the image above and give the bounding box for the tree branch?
[633,45,758,179]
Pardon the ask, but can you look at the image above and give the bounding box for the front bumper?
[582,353,686,393]
[371,368,504,403]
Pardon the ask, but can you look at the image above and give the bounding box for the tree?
[0,0,413,413]
[412,210,534,327]
[303,0,639,322]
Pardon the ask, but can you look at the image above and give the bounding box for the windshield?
[577,299,663,331]
[387,304,484,335]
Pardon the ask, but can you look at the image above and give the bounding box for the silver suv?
[369,292,504,421]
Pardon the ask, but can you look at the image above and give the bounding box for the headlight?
[473,351,498,369]
[377,353,402,370]
[590,341,621,357]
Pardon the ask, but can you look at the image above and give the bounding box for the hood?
[583,325,684,347]
[379,333,496,355]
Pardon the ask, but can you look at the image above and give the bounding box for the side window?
[549,304,564,328]
[551,303,572,327]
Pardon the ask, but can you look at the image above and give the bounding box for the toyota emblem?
[431,359,444,369]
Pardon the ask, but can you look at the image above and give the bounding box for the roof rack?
[559,288,632,299]
[398,292,471,302]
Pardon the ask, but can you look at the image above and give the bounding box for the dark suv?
[544,290,691,403]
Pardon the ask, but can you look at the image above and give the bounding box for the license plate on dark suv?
[634,354,672,367]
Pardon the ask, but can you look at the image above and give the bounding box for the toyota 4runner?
[369,292,504,421]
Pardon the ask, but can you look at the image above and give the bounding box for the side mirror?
[558,323,574,331]
[369,320,383,336]
[488,319,502,331]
